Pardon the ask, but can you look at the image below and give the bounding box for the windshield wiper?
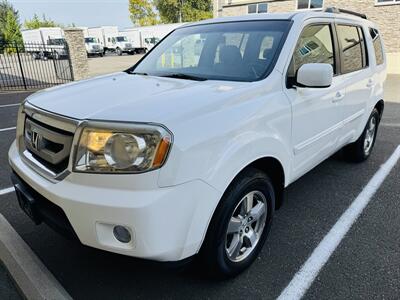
[160,73,208,81]
[128,71,148,76]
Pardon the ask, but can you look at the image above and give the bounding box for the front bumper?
[87,49,103,54]
[9,141,221,261]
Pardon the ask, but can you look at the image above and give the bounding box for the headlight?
[74,123,172,173]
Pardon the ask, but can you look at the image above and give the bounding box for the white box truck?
[122,23,184,51]
[87,26,142,55]
[79,26,104,57]
[21,27,67,60]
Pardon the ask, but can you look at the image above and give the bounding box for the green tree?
[155,0,212,23]
[3,9,22,51]
[0,0,18,40]
[129,0,158,26]
[24,14,59,29]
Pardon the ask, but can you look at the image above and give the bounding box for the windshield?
[48,38,65,46]
[116,36,128,42]
[145,37,160,45]
[131,21,291,82]
[85,37,97,43]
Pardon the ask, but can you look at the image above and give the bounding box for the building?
[213,0,400,73]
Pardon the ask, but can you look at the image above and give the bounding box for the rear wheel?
[199,168,275,278]
[344,108,380,162]
[116,48,122,56]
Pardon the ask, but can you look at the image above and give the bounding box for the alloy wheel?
[364,115,377,155]
[225,190,268,262]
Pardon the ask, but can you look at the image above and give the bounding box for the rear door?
[335,23,373,147]
[284,22,345,179]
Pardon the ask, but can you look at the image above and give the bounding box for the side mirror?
[297,63,333,88]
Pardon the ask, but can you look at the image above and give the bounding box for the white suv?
[9,8,386,277]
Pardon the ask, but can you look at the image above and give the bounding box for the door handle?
[366,79,374,88]
[332,91,345,103]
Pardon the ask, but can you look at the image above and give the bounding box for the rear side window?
[337,25,368,74]
[369,28,384,65]
[288,24,335,78]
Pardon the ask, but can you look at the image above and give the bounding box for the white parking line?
[0,187,14,196]
[382,123,400,128]
[0,103,20,108]
[278,145,400,300]
[0,126,16,132]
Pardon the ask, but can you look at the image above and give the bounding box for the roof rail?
[324,7,367,20]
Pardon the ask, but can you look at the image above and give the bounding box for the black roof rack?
[324,7,367,20]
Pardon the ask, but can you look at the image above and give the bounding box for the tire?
[39,51,46,60]
[53,51,59,60]
[199,167,275,278]
[116,48,122,56]
[344,108,380,162]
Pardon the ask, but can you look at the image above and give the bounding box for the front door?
[284,22,345,180]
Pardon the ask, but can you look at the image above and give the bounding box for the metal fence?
[0,42,73,91]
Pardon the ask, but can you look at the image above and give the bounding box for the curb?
[0,214,72,300]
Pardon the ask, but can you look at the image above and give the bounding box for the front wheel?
[199,168,275,278]
[116,48,122,56]
[344,108,380,162]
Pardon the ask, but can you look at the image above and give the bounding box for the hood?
[27,72,250,127]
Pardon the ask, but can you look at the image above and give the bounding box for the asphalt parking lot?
[0,81,399,299]
[88,53,144,77]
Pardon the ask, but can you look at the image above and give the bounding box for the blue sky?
[10,0,132,30]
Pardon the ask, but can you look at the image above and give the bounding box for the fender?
[205,132,291,193]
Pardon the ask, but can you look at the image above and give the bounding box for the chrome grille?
[17,102,79,181]
[24,117,73,165]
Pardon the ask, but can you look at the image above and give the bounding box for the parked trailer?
[21,27,67,60]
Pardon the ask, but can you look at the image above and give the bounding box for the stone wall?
[221,5,248,16]
[268,0,295,12]
[63,28,89,81]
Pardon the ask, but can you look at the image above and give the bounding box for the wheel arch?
[215,155,287,214]
[245,157,286,209]
[197,155,286,258]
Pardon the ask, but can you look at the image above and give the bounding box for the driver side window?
[288,24,336,80]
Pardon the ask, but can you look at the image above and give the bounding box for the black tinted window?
[369,28,384,65]
[288,24,335,78]
[337,25,368,74]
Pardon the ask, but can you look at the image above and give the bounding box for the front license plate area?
[14,184,42,225]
